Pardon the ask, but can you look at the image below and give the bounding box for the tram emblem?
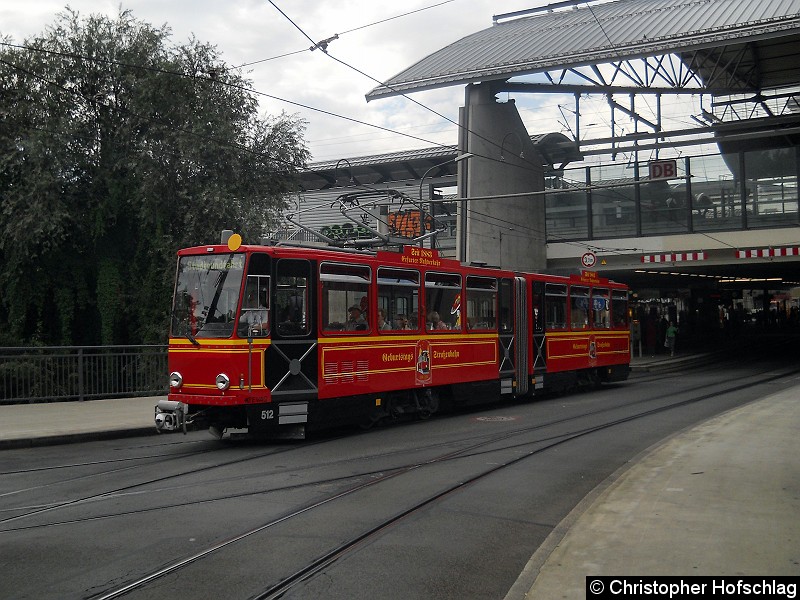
[588,337,597,362]
[415,340,432,386]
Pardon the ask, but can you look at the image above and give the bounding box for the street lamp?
[333,158,354,187]
[500,132,524,161]
[418,152,474,247]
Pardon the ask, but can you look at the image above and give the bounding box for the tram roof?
[366,0,800,99]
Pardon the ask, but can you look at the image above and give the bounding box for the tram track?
[2,360,795,535]
[0,440,338,526]
[0,439,217,477]
[82,363,799,600]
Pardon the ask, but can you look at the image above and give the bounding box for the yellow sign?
[227,233,242,251]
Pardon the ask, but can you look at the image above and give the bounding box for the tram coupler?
[154,400,187,434]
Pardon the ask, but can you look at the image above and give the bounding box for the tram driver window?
[237,253,271,338]
[321,263,371,333]
[570,286,590,329]
[239,275,270,337]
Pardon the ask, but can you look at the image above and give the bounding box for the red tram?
[155,236,630,438]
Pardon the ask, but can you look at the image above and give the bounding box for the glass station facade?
[545,145,799,242]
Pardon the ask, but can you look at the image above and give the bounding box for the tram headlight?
[169,371,183,389]
[215,373,231,391]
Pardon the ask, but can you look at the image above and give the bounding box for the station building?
[278,0,800,345]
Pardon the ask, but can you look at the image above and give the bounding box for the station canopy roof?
[299,132,579,190]
[366,0,800,100]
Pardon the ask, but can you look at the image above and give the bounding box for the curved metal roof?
[367,0,800,100]
[298,133,580,191]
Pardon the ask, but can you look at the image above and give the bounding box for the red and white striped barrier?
[736,247,800,259]
[641,251,707,263]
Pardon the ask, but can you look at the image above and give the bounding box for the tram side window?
[321,262,371,333]
[377,267,419,332]
[570,286,590,329]
[592,288,610,328]
[275,259,310,337]
[466,276,497,331]
[544,283,567,330]
[611,290,629,328]
[425,272,461,331]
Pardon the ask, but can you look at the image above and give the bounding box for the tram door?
[530,280,546,379]
[258,258,318,433]
[513,277,529,395]
[498,278,516,394]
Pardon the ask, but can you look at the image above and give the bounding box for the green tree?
[0,8,309,346]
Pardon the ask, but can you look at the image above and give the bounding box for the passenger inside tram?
[427,311,449,330]
[344,305,367,330]
[239,289,269,336]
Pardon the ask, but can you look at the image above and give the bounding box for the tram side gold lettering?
[382,352,413,363]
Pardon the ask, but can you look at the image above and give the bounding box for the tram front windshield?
[171,254,245,339]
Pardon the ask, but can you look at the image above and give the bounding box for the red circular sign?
[581,252,597,268]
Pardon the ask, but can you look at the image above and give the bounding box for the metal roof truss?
[492,46,800,157]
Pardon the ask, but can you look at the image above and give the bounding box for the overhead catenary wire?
[2,0,551,180]
[238,1,457,68]
[3,40,570,252]
[1,45,727,259]
[3,7,752,258]
[259,0,717,256]
[264,0,548,175]
[0,38,523,187]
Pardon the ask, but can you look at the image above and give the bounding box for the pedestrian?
[665,321,679,356]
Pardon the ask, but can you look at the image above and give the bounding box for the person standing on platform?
[665,321,679,356]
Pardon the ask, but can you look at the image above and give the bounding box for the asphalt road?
[1,350,796,600]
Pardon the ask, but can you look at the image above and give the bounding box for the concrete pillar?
[457,82,545,272]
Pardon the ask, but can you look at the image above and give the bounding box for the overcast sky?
[0,0,576,163]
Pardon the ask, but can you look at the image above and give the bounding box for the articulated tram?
[156,236,630,439]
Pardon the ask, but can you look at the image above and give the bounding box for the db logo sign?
[649,159,678,179]
[581,252,597,268]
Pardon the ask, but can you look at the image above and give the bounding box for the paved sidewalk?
[0,395,163,449]
[505,385,800,598]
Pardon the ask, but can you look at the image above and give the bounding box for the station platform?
[1,353,798,595]
[507,376,800,598]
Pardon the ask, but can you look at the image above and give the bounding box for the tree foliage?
[0,8,309,346]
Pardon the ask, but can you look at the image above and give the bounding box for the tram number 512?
[261,410,274,420]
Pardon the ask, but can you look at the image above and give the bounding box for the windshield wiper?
[186,332,200,347]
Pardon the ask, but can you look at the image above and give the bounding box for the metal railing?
[0,345,168,404]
